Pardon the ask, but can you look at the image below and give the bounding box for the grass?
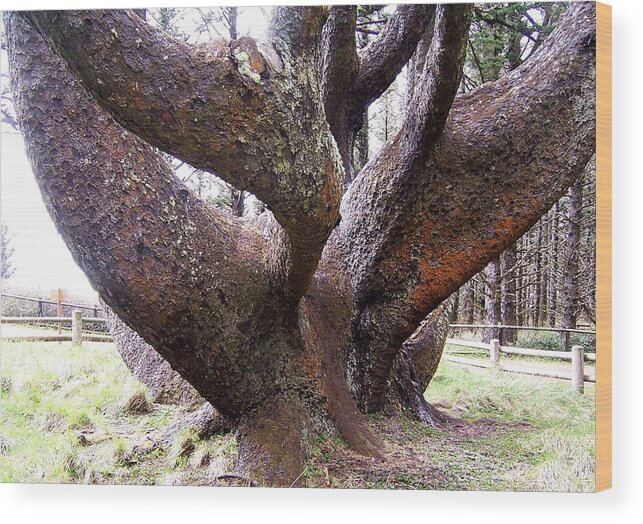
[1,340,595,490]
[0,340,236,485]
[424,361,595,491]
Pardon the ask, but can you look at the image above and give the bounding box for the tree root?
[212,474,260,487]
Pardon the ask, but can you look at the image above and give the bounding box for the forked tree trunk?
[6,4,596,485]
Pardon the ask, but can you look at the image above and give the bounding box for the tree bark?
[483,258,501,342]
[501,245,518,344]
[548,204,559,326]
[562,172,585,329]
[388,298,454,426]
[6,3,597,485]
[102,301,202,407]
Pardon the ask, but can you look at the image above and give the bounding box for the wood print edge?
[595,0,612,493]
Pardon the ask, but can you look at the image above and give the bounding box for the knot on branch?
[231,37,266,83]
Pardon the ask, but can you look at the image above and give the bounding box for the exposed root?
[235,395,307,487]
[127,402,232,461]
[122,390,151,414]
[162,402,233,443]
[212,473,260,487]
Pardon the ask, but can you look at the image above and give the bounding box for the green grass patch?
[1,340,595,491]
[0,340,234,485]
[424,360,595,491]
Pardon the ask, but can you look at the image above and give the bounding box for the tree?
[1,224,15,280]
[5,3,596,485]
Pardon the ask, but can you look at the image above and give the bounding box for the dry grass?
[1,340,595,490]
[122,390,151,415]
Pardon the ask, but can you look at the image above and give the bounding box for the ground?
[0,339,595,491]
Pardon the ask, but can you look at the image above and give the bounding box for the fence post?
[490,338,500,367]
[38,300,43,317]
[72,310,83,347]
[571,345,584,394]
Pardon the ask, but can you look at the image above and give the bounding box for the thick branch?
[320,5,359,184]
[6,13,281,418]
[330,2,596,410]
[350,5,436,112]
[398,5,472,157]
[319,5,435,184]
[267,5,328,58]
[20,9,343,302]
[19,10,265,188]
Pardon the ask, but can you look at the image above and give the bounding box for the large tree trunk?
[387,298,454,426]
[102,302,202,408]
[6,4,596,485]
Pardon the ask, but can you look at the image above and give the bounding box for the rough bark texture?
[6,3,596,486]
[562,171,585,329]
[388,298,454,426]
[103,301,202,407]
[501,245,518,344]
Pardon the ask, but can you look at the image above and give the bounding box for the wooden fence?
[0,291,103,318]
[1,311,112,344]
[444,336,595,394]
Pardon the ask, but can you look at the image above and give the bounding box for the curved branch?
[267,5,328,58]
[330,2,596,410]
[320,5,435,184]
[396,4,472,157]
[20,10,265,187]
[350,5,436,112]
[320,5,359,183]
[6,13,278,417]
[20,10,343,302]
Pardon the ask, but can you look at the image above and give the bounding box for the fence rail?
[1,316,106,324]
[448,323,596,335]
[0,291,103,317]
[445,336,593,394]
[445,338,596,362]
[1,310,112,345]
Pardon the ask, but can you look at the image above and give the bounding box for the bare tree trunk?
[548,203,559,326]
[483,258,501,342]
[538,218,549,326]
[354,112,369,171]
[501,244,518,344]
[562,174,584,329]
[533,224,543,326]
[465,280,475,324]
[388,299,454,426]
[6,4,596,485]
